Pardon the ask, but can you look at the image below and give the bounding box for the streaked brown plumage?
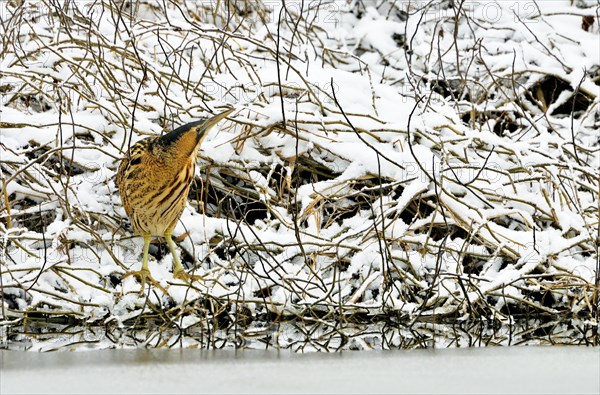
[117,108,233,289]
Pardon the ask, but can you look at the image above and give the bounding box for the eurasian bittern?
[117,108,234,289]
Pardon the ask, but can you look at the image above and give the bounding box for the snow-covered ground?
[1,0,598,341]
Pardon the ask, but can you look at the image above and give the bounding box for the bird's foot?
[122,269,168,294]
[173,267,203,283]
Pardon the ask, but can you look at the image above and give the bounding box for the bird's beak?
[201,108,235,131]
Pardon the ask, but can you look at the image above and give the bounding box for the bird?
[116,108,234,291]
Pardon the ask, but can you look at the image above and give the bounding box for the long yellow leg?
[140,233,151,281]
[123,234,167,293]
[165,232,202,282]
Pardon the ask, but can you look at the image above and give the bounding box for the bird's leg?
[165,232,202,282]
[139,233,151,283]
[122,234,167,294]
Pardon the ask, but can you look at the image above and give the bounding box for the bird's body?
[117,124,201,237]
[116,109,233,288]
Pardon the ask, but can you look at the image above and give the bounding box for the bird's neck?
[174,128,202,157]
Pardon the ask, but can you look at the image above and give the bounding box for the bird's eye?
[130,157,142,166]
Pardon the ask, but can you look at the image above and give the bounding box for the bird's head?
[155,108,234,158]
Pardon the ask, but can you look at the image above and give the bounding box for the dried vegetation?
[0,0,598,347]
